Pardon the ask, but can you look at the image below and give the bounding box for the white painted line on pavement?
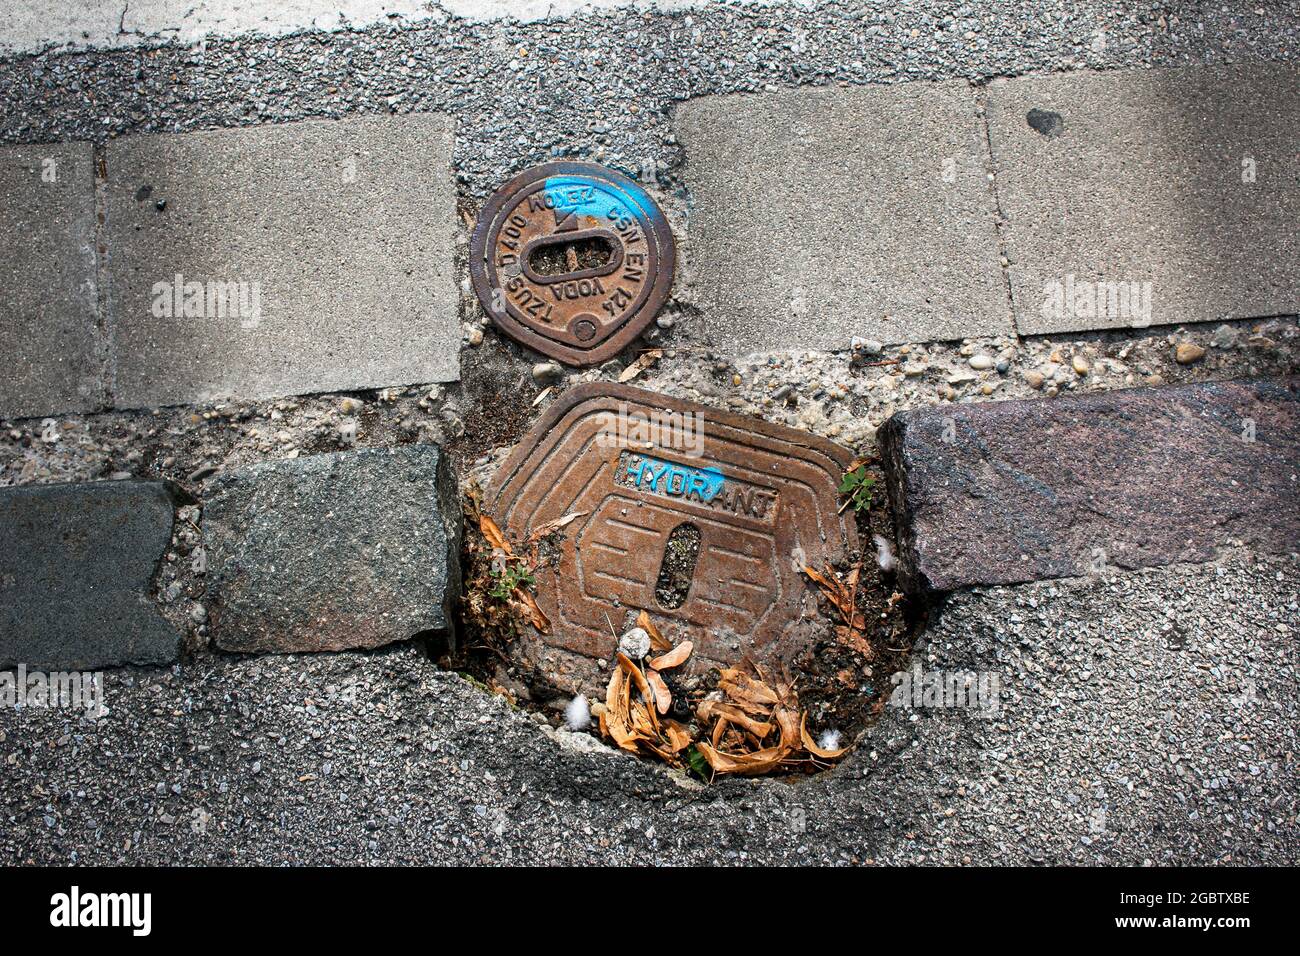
[1,0,815,57]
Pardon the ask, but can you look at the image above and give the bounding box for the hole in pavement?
[527,235,614,277]
[441,391,928,784]
[655,522,699,610]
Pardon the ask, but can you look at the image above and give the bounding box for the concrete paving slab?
[881,376,1300,593]
[675,81,1011,353]
[203,444,461,654]
[106,114,459,409]
[0,142,101,420]
[987,64,1300,335]
[0,481,183,669]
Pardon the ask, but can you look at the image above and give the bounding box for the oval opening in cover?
[655,522,701,610]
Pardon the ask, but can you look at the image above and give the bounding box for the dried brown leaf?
[663,720,693,754]
[699,700,772,740]
[617,348,663,383]
[525,510,588,544]
[645,668,672,715]
[648,640,693,671]
[604,667,640,752]
[515,588,550,634]
[718,668,780,709]
[616,653,659,733]
[696,741,793,777]
[803,564,850,613]
[711,715,729,749]
[804,564,869,634]
[479,513,512,554]
[834,625,873,657]
[637,610,672,652]
[630,700,657,737]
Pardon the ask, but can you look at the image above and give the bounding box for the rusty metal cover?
[469,163,675,366]
[487,384,859,686]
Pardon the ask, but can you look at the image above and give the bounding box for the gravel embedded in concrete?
[3,2,1297,204]
[0,0,1297,867]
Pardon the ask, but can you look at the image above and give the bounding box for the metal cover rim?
[469,162,676,367]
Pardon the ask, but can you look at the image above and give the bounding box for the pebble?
[1175,342,1206,365]
[850,338,884,365]
[465,326,484,346]
[532,362,563,383]
[617,627,651,660]
[1072,355,1090,375]
[968,354,993,371]
[1210,325,1239,349]
[1024,370,1045,390]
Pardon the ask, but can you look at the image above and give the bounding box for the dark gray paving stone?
[203,444,461,653]
[881,377,1300,592]
[675,81,1012,352]
[987,64,1300,334]
[105,114,459,409]
[0,142,101,419]
[0,481,183,668]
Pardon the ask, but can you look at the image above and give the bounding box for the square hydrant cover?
[487,383,859,687]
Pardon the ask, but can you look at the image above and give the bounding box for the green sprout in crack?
[488,557,537,601]
[839,465,876,514]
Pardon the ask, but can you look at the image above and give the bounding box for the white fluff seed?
[817,729,842,752]
[874,533,897,572]
[564,694,591,731]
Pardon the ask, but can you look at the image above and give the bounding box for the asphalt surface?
[3,550,1294,865]
[1,1,1298,866]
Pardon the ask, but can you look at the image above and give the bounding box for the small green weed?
[839,465,876,513]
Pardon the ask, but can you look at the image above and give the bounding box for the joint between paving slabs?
[91,142,116,411]
[150,483,207,655]
[971,80,1021,342]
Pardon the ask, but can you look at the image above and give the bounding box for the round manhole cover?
[469,162,675,366]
